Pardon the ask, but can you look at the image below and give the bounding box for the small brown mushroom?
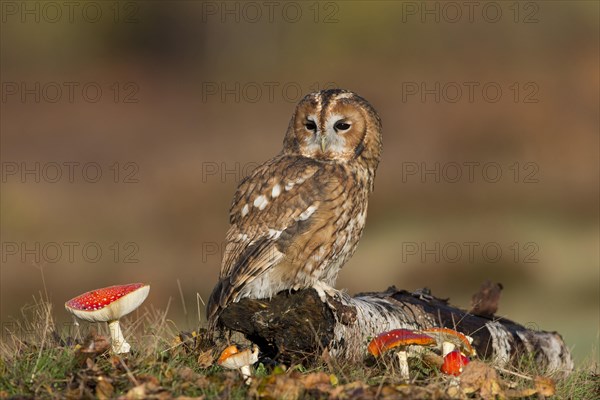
[217,344,258,384]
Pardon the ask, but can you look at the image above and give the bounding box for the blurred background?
[1,1,598,363]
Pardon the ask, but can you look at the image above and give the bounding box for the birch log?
[219,286,573,375]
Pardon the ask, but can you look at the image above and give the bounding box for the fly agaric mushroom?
[441,350,470,376]
[217,344,259,384]
[65,283,150,354]
[368,329,436,380]
[423,327,475,357]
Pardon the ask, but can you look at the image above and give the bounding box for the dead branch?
[219,286,573,375]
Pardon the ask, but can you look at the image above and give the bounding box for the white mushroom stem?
[442,341,456,357]
[240,365,252,385]
[397,350,410,380]
[108,320,130,354]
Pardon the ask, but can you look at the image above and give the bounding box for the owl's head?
[283,89,382,168]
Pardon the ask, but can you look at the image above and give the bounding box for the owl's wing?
[222,157,324,284]
[207,156,342,326]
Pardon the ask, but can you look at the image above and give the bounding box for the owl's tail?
[206,283,222,332]
[205,278,233,332]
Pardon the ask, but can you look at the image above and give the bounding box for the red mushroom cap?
[441,350,470,376]
[367,329,436,357]
[217,345,240,364]
[65,283,149,322]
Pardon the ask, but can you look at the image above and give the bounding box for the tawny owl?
[207,89,382,329]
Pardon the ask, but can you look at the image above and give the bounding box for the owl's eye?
[305,121,317,131]
[334,121,351,131]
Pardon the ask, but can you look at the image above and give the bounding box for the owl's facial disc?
[296,106,364,161]
[286,90,379,163]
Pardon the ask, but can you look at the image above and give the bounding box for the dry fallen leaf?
[75,330,110,365]
[178,366,198,382]
[377,385,398,399]
[197,349,213,368]
[445,382,465,399]
[95,376,114,400]
[459,361,503,400]
[260,376,300,399]
[534,375,556,396]
[122,383,148,400]
[121,381,170,400]
[504,375,556,398]
[137,374,160,386]
[85,357,97,371]
[460,362,555,399]
[300,372,331,391]
[249,371,333,399]
[177,366,210,388]
[328,380,369,399]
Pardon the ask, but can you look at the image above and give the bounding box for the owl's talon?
[313,281,340,304]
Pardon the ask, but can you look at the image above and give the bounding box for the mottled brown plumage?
[207,89,382,329]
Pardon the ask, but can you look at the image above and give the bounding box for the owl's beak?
[320,135,328,152]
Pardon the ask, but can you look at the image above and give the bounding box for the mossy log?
[219,287,573,375]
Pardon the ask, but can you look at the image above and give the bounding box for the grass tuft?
[1,296,597,399]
